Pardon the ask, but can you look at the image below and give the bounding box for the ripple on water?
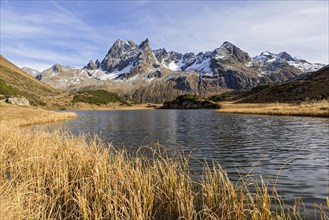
[46,110,329,213]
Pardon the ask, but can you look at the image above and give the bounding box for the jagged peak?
[52,63,63,69]
[220,41,237,49]
[254,51,276,61]
[183,52,195,57]
[113,38,124,44]
[255,51,295,62]
[278,51,295,61]
[113,38,135,44]
[153,48,167,53]
[51,64,75,71]
[110,39,137,51]
[259,51,275,56]
[139,38,151,49]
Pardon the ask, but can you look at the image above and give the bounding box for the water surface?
[47,110,329,213]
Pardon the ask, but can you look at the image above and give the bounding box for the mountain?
[21,67,41,79]
[34,39,325,103]
[0,55,56,105]
[239,65,329,103]
[40,64,101,90]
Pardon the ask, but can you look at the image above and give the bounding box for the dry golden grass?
[0,103,76,126]
[0,104,328,219]
[1,122,328,219]
[0,55,54,92]
[218,100,329,117]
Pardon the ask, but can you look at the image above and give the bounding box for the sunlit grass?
[0,103,76,126]
[1,120,328,219]
[218,100,329,117]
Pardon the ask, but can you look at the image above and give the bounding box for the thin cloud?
[1,0,328,71]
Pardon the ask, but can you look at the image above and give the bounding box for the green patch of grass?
[0,79,19,96]
[175,94,200,102]
[0,79,46,106]
[72,90,130,106]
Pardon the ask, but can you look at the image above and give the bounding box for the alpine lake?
[44,109,329,215]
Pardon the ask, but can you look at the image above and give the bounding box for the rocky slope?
[34,39,325,103]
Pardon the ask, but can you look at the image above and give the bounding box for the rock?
[162,94,220,109]
[6,97,30,106]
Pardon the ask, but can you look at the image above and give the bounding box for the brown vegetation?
[239,66,329,103]
[0,55,57,106]
[218,100,329,117]
[0,103,76,126]
[1,106,328,219]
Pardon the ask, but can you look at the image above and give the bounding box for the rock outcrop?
[162,94,220,109]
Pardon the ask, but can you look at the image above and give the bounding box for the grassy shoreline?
[0,103,76,126]
[2,124,328,219]
[1,105,328,219]
[217,100,329,117]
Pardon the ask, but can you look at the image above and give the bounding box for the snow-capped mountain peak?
[37,38,326,92]
[254,51,325,73]
[278,51,295,61]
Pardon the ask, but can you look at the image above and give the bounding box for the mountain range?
[22,39,325,103]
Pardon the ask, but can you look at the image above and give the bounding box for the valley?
[1,0,329,218]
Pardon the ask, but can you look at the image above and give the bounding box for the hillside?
[0,55,57,106]
[238,65,329,103]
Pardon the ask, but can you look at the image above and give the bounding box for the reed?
[1,122,328,219]
[218,100,329,117]
[0,103,76,126]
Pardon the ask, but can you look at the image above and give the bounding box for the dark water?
[47,110,329,213]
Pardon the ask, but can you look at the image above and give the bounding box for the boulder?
[6,97,30,106]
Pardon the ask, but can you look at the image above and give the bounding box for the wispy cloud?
[122,1,328,63]
[1,0,110,71]
[1,0,328,71]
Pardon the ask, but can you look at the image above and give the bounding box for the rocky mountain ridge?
[22,39,326,103]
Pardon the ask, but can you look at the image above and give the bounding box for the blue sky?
[1,0,328,71]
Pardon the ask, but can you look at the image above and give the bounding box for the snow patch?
[185,58,212,74]
[245,61,253,68]
[288,61,324,72]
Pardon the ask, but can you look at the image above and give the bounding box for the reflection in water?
[46,110,329,212]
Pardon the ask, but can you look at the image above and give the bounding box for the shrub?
[72,90,129,106]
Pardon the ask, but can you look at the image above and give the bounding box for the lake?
[46,109,329,213]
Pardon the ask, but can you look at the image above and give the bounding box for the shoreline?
[1,104,328,219]
[0,103,77,126]
[64,103,162,111]
[217,101,329,118]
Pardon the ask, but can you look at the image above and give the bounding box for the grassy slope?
[239,66,329,103]
[0,55,56,105]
